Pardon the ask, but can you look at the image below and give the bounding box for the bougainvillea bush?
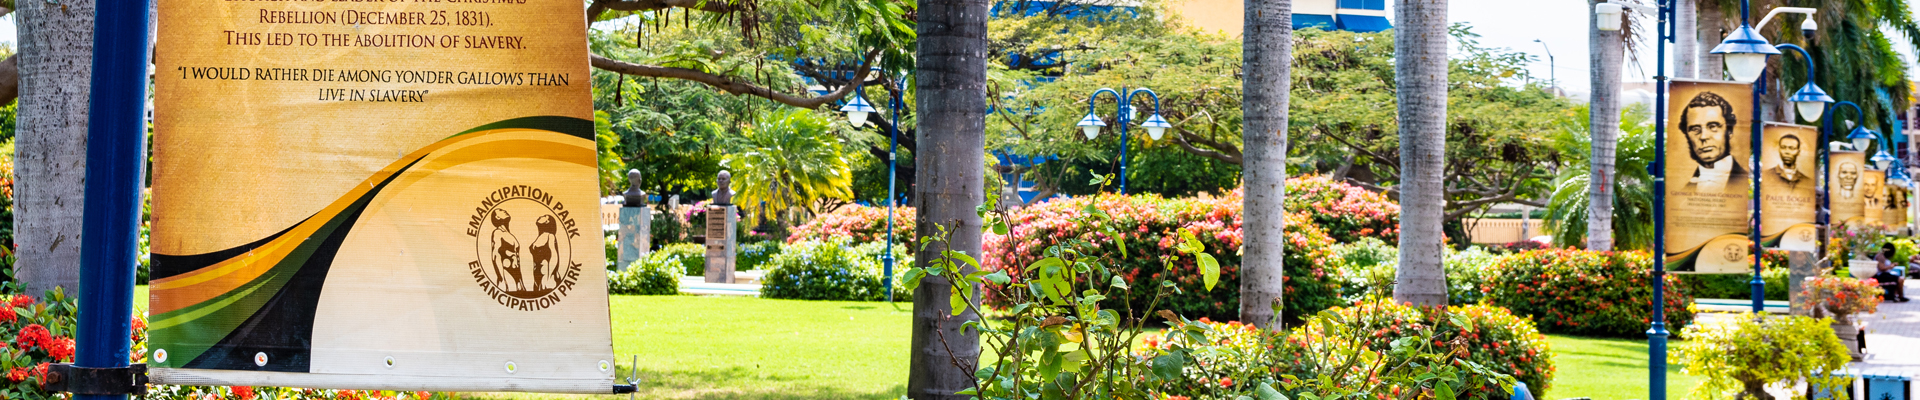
[1139,299,1544,400]
[785,204,917,248]
[981,190,1343,324]
[1282,175,1400,243]
[1482,249,1695,337]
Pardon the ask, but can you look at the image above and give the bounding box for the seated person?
[1877,245,1910,303]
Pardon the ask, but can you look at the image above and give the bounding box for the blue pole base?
[1648,322,1671,400]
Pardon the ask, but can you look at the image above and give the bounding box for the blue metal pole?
[884,78,900,303]
[1650,0,1673,398]
[1751,69,1767,314]
[78,1,153,399]
[1118,89,1130,195]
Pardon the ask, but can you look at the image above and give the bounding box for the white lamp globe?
[1076,112,1107,140]
[847,111,869,127]
[1140,114,1173,141]
[1724,53,1768,83]
[838,94,878,128]
[1795,101,1825,122]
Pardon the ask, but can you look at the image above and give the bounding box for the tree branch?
[0,55,16,107]
[1170,127,1242,164]
[587,0,733,22]
[589,49,879,109]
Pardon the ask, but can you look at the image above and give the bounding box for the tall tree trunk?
[1699,1,1724,80]
[13,0,94,295]
[907,0,986,395]
[1392,0,1447,307]
[1587,0,1624,251]
[1676,0,1699,79]
[1239,0,1289,330]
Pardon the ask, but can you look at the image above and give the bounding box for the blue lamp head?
[1076,112,1107,140]
[839,94,878,128]
[1848,126,1880,152]
[1873,149,1898,170]
[1710,24,1781,82]
[1787,83,1834,122]
[1140,113,1173,140]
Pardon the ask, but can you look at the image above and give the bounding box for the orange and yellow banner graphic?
[150,0,611,393]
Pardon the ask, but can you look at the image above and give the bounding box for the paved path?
[1855,278,1920,378]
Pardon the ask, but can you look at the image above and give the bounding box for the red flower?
[48,337,74,361]
[234,386,256,400]
[4,367,24,382]
[0,307,16,324]
[17,324,51,350]
[8,295,32,308]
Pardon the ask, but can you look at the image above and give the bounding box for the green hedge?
[609,258,680,295]
[759,239,912,301]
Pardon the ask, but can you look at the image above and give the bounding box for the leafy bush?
[1288,300,1552,399]
[1446,247,1501,304]
[1676,267,1789,301]
[609,258,680,295]
[785,204,917,248]
[1328,238,1398,300]
[1676,314,1849,399]
[652,243,707,276]
[736,241,781,271]
[1481,249,1695,337]
[759,239,909,301]
[982,190,1342,324]
[1282,175,1401,243]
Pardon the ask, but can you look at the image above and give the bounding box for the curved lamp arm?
[1774,44,1815,87]
[1126,88,1163,120]
[1086,88,1121,116]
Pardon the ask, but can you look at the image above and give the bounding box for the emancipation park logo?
[466,185,586,311]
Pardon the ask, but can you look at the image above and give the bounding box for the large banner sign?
[1889,186,1910,232]
[1758,123,1820,252]
[150,0,612,393]
[1865,169,1887,227]
[1665,80,1754,273]
[1832,151,1866,225]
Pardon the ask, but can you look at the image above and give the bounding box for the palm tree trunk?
[13,0,94,296]
[1393,0,1448,307]
[1239,0,1290,330]
[1699,0,1724,80]
[907,0,986,396]
[1676,0,1699,79]
[1587,0,1624,251]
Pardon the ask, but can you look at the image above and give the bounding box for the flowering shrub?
[1481,249,1695,337]
[981,191,1342,324]
[759,239,911,301]
[1800,276,1882,323]
[1282,175,1400,243]
[1446,247,1501,304]
[784,204,916,248]
[650,243,706,276]
[1139,300,1533,400]
[1831,223,1888,261]
[1676,314,1849,399]
[609,258,680,295]
[1328,238,1397,301]
[736,241,781,271]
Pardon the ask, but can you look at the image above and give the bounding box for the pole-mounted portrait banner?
[1888,186,1910,233]
[1832,150,1866,226]
[150,0,611,393]
[1664,79,1754,274]
[1758,123,1819,252]
[1865,169,1887,227]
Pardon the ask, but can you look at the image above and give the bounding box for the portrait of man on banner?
[1758,123,1819,252]
[1832,151,1867,225]
[1663,80,1754,274]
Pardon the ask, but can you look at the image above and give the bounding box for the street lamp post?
[1600,0,1818,398]
[1737,43,1829,314]
[1533,39,1555,89]
[840,77,903,302]
[1077,88,1171,195]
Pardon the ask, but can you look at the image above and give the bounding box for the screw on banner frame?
[43,363,148,396]
[613,355,640,395]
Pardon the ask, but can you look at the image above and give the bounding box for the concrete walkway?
[1855,278,1920,378]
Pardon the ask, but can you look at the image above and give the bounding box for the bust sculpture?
[713,171,733,205]
[623,169,647,207]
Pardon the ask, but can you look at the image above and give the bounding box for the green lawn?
[1544,335,1705,400]
[133,288,1704,399]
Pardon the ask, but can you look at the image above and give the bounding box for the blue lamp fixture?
[1710,24,1781,83]
[1077,87,1165,194]
[1076,112,1108,139]
[1849,125,1881,153]
[1874,148,1899,171]
[1140,113,1173,140]
[840,92,879,128]
[1774,45,1834,122]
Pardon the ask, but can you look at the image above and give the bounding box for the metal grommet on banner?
[153,349,168,363]
[598,360,610,373]
[254,352,268,367]
[504,361,517,374]
[384,356,396,369]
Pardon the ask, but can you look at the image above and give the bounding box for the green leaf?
[1114,233,1128,259]
[992,220,1009,235]
[949,286,971,316]
[1255,383,1289,400]
[981,270,1011,285]
[1197,253,1220,291]
[1150,352,1186,381]
[900,268,927,292]
[1435,382,1456,400]
[954,388,978,396]
[946,251,982,270]
[1110,275,1129,290]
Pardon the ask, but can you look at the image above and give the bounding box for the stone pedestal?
[1788,250,1816,316]
[704,205,737,283]
[617,207,652,270]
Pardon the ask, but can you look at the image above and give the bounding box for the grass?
[133,288,1705,399]
[1544,334,1706,400]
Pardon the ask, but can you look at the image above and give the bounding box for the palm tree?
[1752,0,1919,131]
[908,0,987,396]
[1546,105,1658,250]
[1239,0,1290,330]
[1676,0,1700,79]
[1586,0,1626,251]
[722,109,854,225]
[14,0,94,295]
[1393,0,1449,307]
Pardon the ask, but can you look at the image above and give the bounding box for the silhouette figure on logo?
[530,215,559,291]
[489,209,524,292]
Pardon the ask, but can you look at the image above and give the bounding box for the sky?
[0,0,1908,98]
